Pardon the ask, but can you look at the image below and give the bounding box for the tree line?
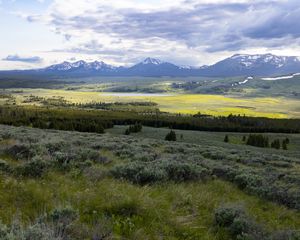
[0,105,299,134]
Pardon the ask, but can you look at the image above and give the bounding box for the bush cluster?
[214,204,265,239]
[111,161,210,184]
[0,160,11,173]
[214,204,300,240]
[0,207,78,240]
[15,159,49,178]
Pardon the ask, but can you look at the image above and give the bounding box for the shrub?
[0,160,11,173]
[271,230,300,240]
[163,162,210,182]
[6,143,32,160]
[0,222,8,239]
[49,206,78,238]
[83,166,108,182]
[111,162,167,185]
[234,174,263,190]
[0,220,59,240]
[214,205,243,228]
[15,159,49,178]
[111,161,210,184]
[24,223,57,240]
[214,204,266,240]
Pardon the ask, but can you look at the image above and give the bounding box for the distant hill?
[2,54,300,77]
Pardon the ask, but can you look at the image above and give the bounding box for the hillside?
[0,125,299,239]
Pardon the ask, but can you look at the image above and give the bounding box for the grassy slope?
[107,126,300,157]
[0,125,299,239]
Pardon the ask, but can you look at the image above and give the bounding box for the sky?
[0,0,299,70]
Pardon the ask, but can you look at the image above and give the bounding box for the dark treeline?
[0,106,113,134]
[245,134,290,150]
[112,113,300,133]
[0,77,70,88]
[0,105,299,134]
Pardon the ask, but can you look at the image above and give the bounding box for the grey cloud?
[243,3,300,39]
[32,0,300,54]
[3,55,43,63]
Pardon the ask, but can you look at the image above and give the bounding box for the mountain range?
[3,54,300,77]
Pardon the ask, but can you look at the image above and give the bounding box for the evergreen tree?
[165,130,177,141]
[282,140,288,150]
[124,128,131,135]
[180,134,184,140]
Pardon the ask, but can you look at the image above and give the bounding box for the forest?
[0,105,299,134]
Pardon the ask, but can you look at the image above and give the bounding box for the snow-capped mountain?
[7,54,300,77]
[45,60,117,72]
[203,54,300,76]
[122,58,184,77]
[141,57,163,65]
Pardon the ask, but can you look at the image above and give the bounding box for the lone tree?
[282,140,288,150]
[224,135,229,143]
[124,128,131,135]
[165,130,177,141]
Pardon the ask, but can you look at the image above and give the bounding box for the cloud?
[18,0,300,65]
[3,55,43,63]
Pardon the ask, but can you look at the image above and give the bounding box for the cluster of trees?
[246,134,270,148]
[245,134,290,150]
[1,105,299,135]
[270,138,290,150]
[124,122,143,135]
[0,106,113,134]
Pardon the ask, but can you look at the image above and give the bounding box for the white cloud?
[3,0,300,68]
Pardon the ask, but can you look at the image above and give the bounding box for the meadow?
[0,125,300,239]
[4,88,300,118]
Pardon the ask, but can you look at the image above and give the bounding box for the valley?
[2,1,300,238]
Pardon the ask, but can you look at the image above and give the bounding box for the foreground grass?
[0,124,299,239]
[0,171,300,239]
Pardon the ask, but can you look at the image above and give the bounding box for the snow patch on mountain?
[261,73,300,81]
[142,58,163,65]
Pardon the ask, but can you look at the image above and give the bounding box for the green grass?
[0,124,299,239]
[107,125,300,157]
[1,172,300,239]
